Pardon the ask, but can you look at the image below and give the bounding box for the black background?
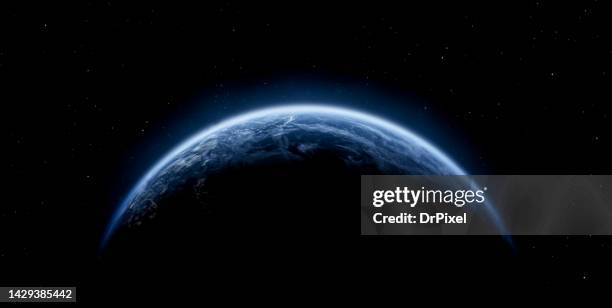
[2,0,612,299]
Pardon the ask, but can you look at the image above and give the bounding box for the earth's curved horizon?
[102,104,488,250]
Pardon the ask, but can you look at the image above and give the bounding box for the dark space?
[1,0,611,300]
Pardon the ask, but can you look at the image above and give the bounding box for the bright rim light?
[102,104,494,247]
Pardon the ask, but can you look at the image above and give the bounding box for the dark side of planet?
[101,105,484,260]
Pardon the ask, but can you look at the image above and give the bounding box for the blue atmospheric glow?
[101,104,510,248]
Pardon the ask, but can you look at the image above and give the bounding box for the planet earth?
[102,105,470,256]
